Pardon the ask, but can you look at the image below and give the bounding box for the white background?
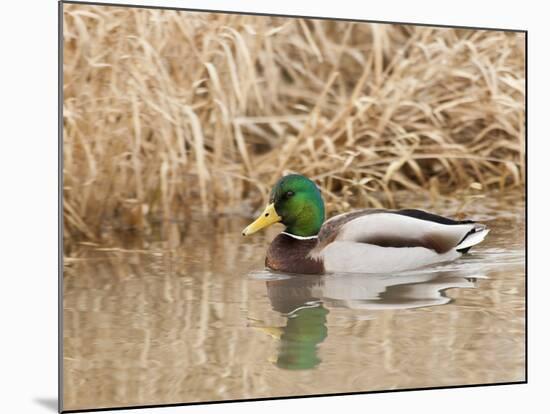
[0,0,546,413]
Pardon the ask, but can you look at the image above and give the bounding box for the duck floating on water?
[242,174,489,274]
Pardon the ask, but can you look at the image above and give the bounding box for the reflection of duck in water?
[253,268,484,370]
[262,277,329,370]
[273,304,329,370]
[320,272,478,310]
[242,174,489,274]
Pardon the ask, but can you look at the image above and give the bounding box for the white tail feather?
[456,228,490,251]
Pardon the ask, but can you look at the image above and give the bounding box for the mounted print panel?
[61,1,526,412]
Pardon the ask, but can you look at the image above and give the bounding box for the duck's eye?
[285,191,294,198]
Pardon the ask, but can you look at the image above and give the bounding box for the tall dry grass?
[62,4,525,245]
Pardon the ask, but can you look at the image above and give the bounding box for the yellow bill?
[242,203,282,236]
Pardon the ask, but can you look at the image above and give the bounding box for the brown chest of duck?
[242,174,489,275]
[265,233,324,274]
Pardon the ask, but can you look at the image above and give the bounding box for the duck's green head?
[242,174,325,237]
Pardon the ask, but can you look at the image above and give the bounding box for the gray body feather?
[311,209,488,274]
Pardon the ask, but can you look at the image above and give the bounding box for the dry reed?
[62,4,525,246]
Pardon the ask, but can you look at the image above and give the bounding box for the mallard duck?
[242,174,489,274]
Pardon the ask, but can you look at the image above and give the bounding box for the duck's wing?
[317,208,488,254]
[317,208,382,245]
[314,209,488,274]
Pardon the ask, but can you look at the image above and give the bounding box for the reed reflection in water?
[63,196,525,411]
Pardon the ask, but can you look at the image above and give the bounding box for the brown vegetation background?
[62,4,525,247]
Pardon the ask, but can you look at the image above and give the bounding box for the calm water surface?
[63,195,525,411]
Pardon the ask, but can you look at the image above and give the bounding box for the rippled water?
[63,194,525,411]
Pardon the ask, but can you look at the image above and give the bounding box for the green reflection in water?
[258,276,330,370]
[276,304,329,370]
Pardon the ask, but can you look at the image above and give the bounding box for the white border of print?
[1,1,546,414]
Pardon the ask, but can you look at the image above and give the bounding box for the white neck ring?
[281,231,319,240]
